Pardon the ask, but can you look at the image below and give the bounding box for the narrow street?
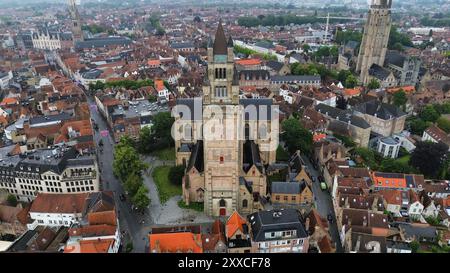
[86,94,149,252]
[301,155,343,253]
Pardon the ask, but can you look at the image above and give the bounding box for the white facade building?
[377,137,400,158]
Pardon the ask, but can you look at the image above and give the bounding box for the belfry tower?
[68,0,84,44]
[356,0,392,85]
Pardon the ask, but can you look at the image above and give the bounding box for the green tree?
[151,112,175,148]
[379,158,416,173]
[420,105,440,123]
[132,185,150,210]
[353,147,378,169]
[367,78,381,90]
[410,141,448,178]
[276,145,290,162]
[334,134,356,148]
[148,95,157,103]
[388,25,413,49]
[124,173,144,197]
[410,241,420,253]
[337,70,352,83]
[6,194,17,207]
[437,117,450,133]
[302,43,310,53]
[168,165,185,186]
[137,126,154,154]
[113,144,146,182]
[408,118,431,135]
[393,90,407,109]
[345,74,358,88]
[392,42,404,51]
[281,118,313,155]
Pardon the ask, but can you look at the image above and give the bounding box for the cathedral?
[173,22,279,217]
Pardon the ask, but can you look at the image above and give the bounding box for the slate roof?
[186,141,204,173]
[271,181,307,195]
[385,50,406,68]
[75,37,132,50]
[354,100,406,120]
[238,70,270,81]
[240,98,274,121]
[368,64,392,80]
[243,140,263,173]
[247,209,308,242]
[315,103,370,129]
[29,112,73,126]
[175,97,203,121]
[271,75,321,83]
[345,40,359,50]
[213,21,228,55]
[266,61,284,72]
[170,42,195,49]
[399,223,437,241]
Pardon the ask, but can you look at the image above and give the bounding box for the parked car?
[320,182,328,191]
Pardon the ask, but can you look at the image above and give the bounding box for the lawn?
[152,166,182,203]
[152,147,176,161]
[396,155,411,165]
[177,200,204,212]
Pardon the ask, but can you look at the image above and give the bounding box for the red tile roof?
[87,210,117,226]
[149,232,203,253]
[30,193,89,214]
[226,210,247,238]
[64,238,114,253]
[235,59,261,66]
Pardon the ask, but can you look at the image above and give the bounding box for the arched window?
[244,123,250,140]
[242,199,248,208]
[219,199,226,207]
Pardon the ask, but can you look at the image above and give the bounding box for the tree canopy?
[410,141,448,178]
[281,118,313,155]
[368,78,381,90]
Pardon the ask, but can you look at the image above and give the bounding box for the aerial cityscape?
[0,0,449,256]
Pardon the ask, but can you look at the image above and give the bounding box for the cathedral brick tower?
[356,0,392,85]
[202,20,241,216]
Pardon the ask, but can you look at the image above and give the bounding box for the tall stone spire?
[213,20,227,55]
[68,0,84,44]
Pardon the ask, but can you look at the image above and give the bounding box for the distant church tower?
[356,0,392,85]
[68,0,84,45]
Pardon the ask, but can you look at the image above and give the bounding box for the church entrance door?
[219,208,226,216]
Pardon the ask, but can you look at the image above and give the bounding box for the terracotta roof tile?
[149,232,203,253]
[226,211,247,238]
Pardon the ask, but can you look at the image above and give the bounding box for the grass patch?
[152,147,175,161]
[396,155,410,165]
[177,200,204,212]
[152,166,181,203]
